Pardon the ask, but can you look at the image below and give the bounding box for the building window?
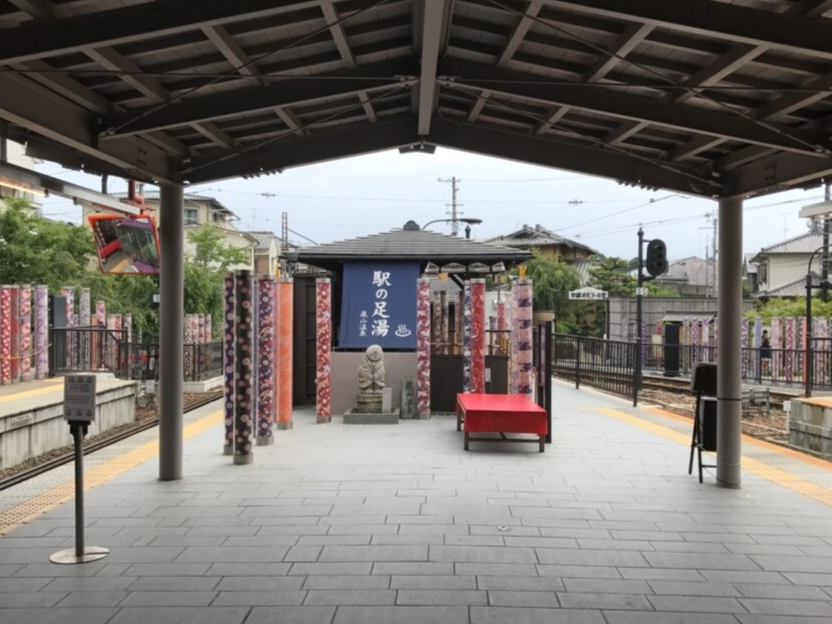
[185,208,199,225]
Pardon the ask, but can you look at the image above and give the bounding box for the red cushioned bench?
[456,393,548,452]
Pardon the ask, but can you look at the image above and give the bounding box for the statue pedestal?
[344,408,400,425]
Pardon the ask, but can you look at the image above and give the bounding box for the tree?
[588,256,636,297]
[187,225,249,271]
[521,249,581,313]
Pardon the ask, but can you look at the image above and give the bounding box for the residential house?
[247,231,296,275]
[750,231,822,298]
[654,256,716,298]
[83,191,256,271]
[0,140,43,212]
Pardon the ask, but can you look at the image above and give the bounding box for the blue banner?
[339,262,419,349]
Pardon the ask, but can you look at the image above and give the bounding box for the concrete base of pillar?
[256,436,274,446]
[233,454,254,465]
[317,416,331,424]
[417,412,432,420]
[223,445,233,456]
[277,422,293,430]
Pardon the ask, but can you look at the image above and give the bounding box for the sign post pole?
[50,375,109,565]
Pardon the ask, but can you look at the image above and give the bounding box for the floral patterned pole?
[516,278,534,397]
[61,287,74,369]
[9,286,19,383]
[462,281,472,393]
[277,277,294,430]
[741,317,749,380]
[233,270,254,464]
[19,286,31,382]
[510,279,519,394]
[0,286,11,385]
[34,286,48,379]
[785,317,795,383]
[223,274,234,455]
[470,279,486,394]
[432,291,442,347]
[416,277,431,417]
[317,278,332,423]
[257,275,276,443]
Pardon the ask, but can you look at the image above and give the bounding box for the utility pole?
[438,177,463,236]
[712,215,718,299]
[823,181,831,302]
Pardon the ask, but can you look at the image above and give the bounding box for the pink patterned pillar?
[124,313,133,344]
[80,288,91,368]
[277,278,294,430]
[9,287,19,383]
[510,279,519,394]
[34,286,48,380]
[516,278,534,397]
[19,286,31,382]
[223,274,235,455]
[257,275,277,443]
[470,279,486,394]
[785,317,795,383]
[61,287,74,369]
[184,314,194,381]
[416,277,431,417]
[316,278,332,423]
[0,286,11,385]
[93,301,105,371]
[205,314,212,343]
[741,317,749,380]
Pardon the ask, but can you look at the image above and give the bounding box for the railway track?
[0,392,223,492]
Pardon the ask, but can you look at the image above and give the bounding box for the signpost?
[568,287,608,301]
[50,375,109,565]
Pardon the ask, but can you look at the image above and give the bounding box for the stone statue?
[356,345,386,413]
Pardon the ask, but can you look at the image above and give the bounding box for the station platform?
[0,384,831,623]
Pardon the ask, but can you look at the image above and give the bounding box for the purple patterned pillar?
[9,286,19,383]
[19,286,31,382]
[223,274,235,455]
[470,279,486,394]
[772,317,781,379]
[34,286,48,380]
[516,278,534,397]
[691,320,699,364]
[80,288,91,369]
[0,286,11,385]
[462,281,472,394]
[785,317,795,383]
[205,314,212,343]
[432,291,442,348]
[184,314,194,382]
[741,317,749,380]
[317,278,333,423]
[257,275,276,444]
[61,287,74,368]
[124,313,133,344]
[233,270,254,464]
[416,277,431,417]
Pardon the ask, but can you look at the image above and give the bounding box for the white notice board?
[64,375,97,422]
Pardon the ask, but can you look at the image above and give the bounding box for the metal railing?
[553,334,638,402]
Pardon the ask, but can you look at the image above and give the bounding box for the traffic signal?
[645,239,668,277]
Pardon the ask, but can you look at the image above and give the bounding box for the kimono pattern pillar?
[416,277,431,417]
[34,286,48,380]
[771,317,782,379]
[257,276,276,444]
[462,281,472,393]
[741,318,749,380]
[223,274,235,455]
[61,287,74,368]
[80,288,91,368]
[233,270,254,464]
[184,314,194,382]
[277,277,294,430]
[94,301,105,371]
[516,278,534,397]
[316,278,332,424]
[9,287,19,383]
[470,279,486,394]
[19,285,31,382]
[0,286,11,385]
[432,291,442,347]
[785,317,795,383]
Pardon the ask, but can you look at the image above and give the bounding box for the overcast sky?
[36,146,826,261]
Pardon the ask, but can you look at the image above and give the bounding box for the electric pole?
[438,177,463,236]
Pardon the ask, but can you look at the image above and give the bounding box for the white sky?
[35,146,825,261]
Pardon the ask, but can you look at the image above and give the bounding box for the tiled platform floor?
[1,384,832,624]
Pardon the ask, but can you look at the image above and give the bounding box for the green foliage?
[588,255,635,297]
[186,225,249,270]
[521,249,581,312]
[747,296,832,324]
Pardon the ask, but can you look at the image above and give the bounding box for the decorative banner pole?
[34,286,48,380]
[785,317,795,383]
[462,281,472,393]
[95,301,105,370]
[80,288,90,367]
[455,291,463,355]
[233,270,254,464]
[9,286,19,383]
[510,278,519,394]
[62,287,75,369]
[741,318,749,380]
[277,277,294,430]
[223,274,235,455]
[516,277,534,397]
[316,278,332,424]
[184,314,193,382]
[416,277,431,417]
[257,275,276,443]
[0,286,11,385]
[432,291,442,347]
[470,278,486,394]
[19,286,31,382]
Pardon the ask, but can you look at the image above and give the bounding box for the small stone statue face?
[358,344,386,394]
[365,345,383,363]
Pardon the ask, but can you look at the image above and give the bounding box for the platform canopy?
[1,0,832,198]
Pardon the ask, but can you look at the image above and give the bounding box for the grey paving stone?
[123,563,211,577]
[536,549,649,568]
[318,545,427,562]
[739,598,832,616]
[391,575,476,590]
[733,583,831,600]
[429,546,537,564]
[284,546,323,562]
[0,608,118,624]
[107,607,250,624]
[618,568,705,581]
[783,572,832,585]
[644,553,759,570]
[333,606,470,624]
[55,592,129,607]
[397,589,487,605]
[119,591,217,607]
[398,524,470,535]
[503,537,578,549]
[128,577,221,592]
[648,581,740,596]
[648,596,747,613]
[222,536,299,547]
[216,576,305,591]
[487,590,559,608]
[603,612,739,624]
[372,562,452,575]
[303,575,391,590]
[246,606,337,624]
[370,534,444,546]
[290,562,372,576]
[185,527,258,537]
[206,562,291,576]
[470,607,606,624]
[0,577,51,592]
[458,563,539,576]
[0,592,66,608]
[558,592,651,611]
[702,571,789,584]
[444,535,505,547]
[563,579,652,594]
[304,590,396,606]
[477,576,564,591]
[212,590,306,606]
[327,525,399,535]
[175,546,290,563]
[298,536,370,547]
[751,555,832,574]
[536,565,621,579]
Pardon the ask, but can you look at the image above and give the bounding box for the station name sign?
[568,287,609,301]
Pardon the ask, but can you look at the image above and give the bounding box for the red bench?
[456,393,548,452]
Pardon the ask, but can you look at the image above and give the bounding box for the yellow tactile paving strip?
[0,409,222,536]
[796,396,832,408]
[0,378,65,405]
[591,406,832,509]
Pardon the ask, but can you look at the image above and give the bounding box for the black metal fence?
[553,334,637,400]
[50,328,222,382]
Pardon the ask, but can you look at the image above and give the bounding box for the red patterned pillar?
[9,286,19,383]
[470,279,486,394]
[257,275,276,444]
[277,278,294,430]
[316,278,332,424]
[19,285,31,382]
[233,270,254,464]
[0,286,11,385]
[416,277,431,417]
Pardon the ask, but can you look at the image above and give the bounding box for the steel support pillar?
[159,182,184,481]
[717,196,743,489]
